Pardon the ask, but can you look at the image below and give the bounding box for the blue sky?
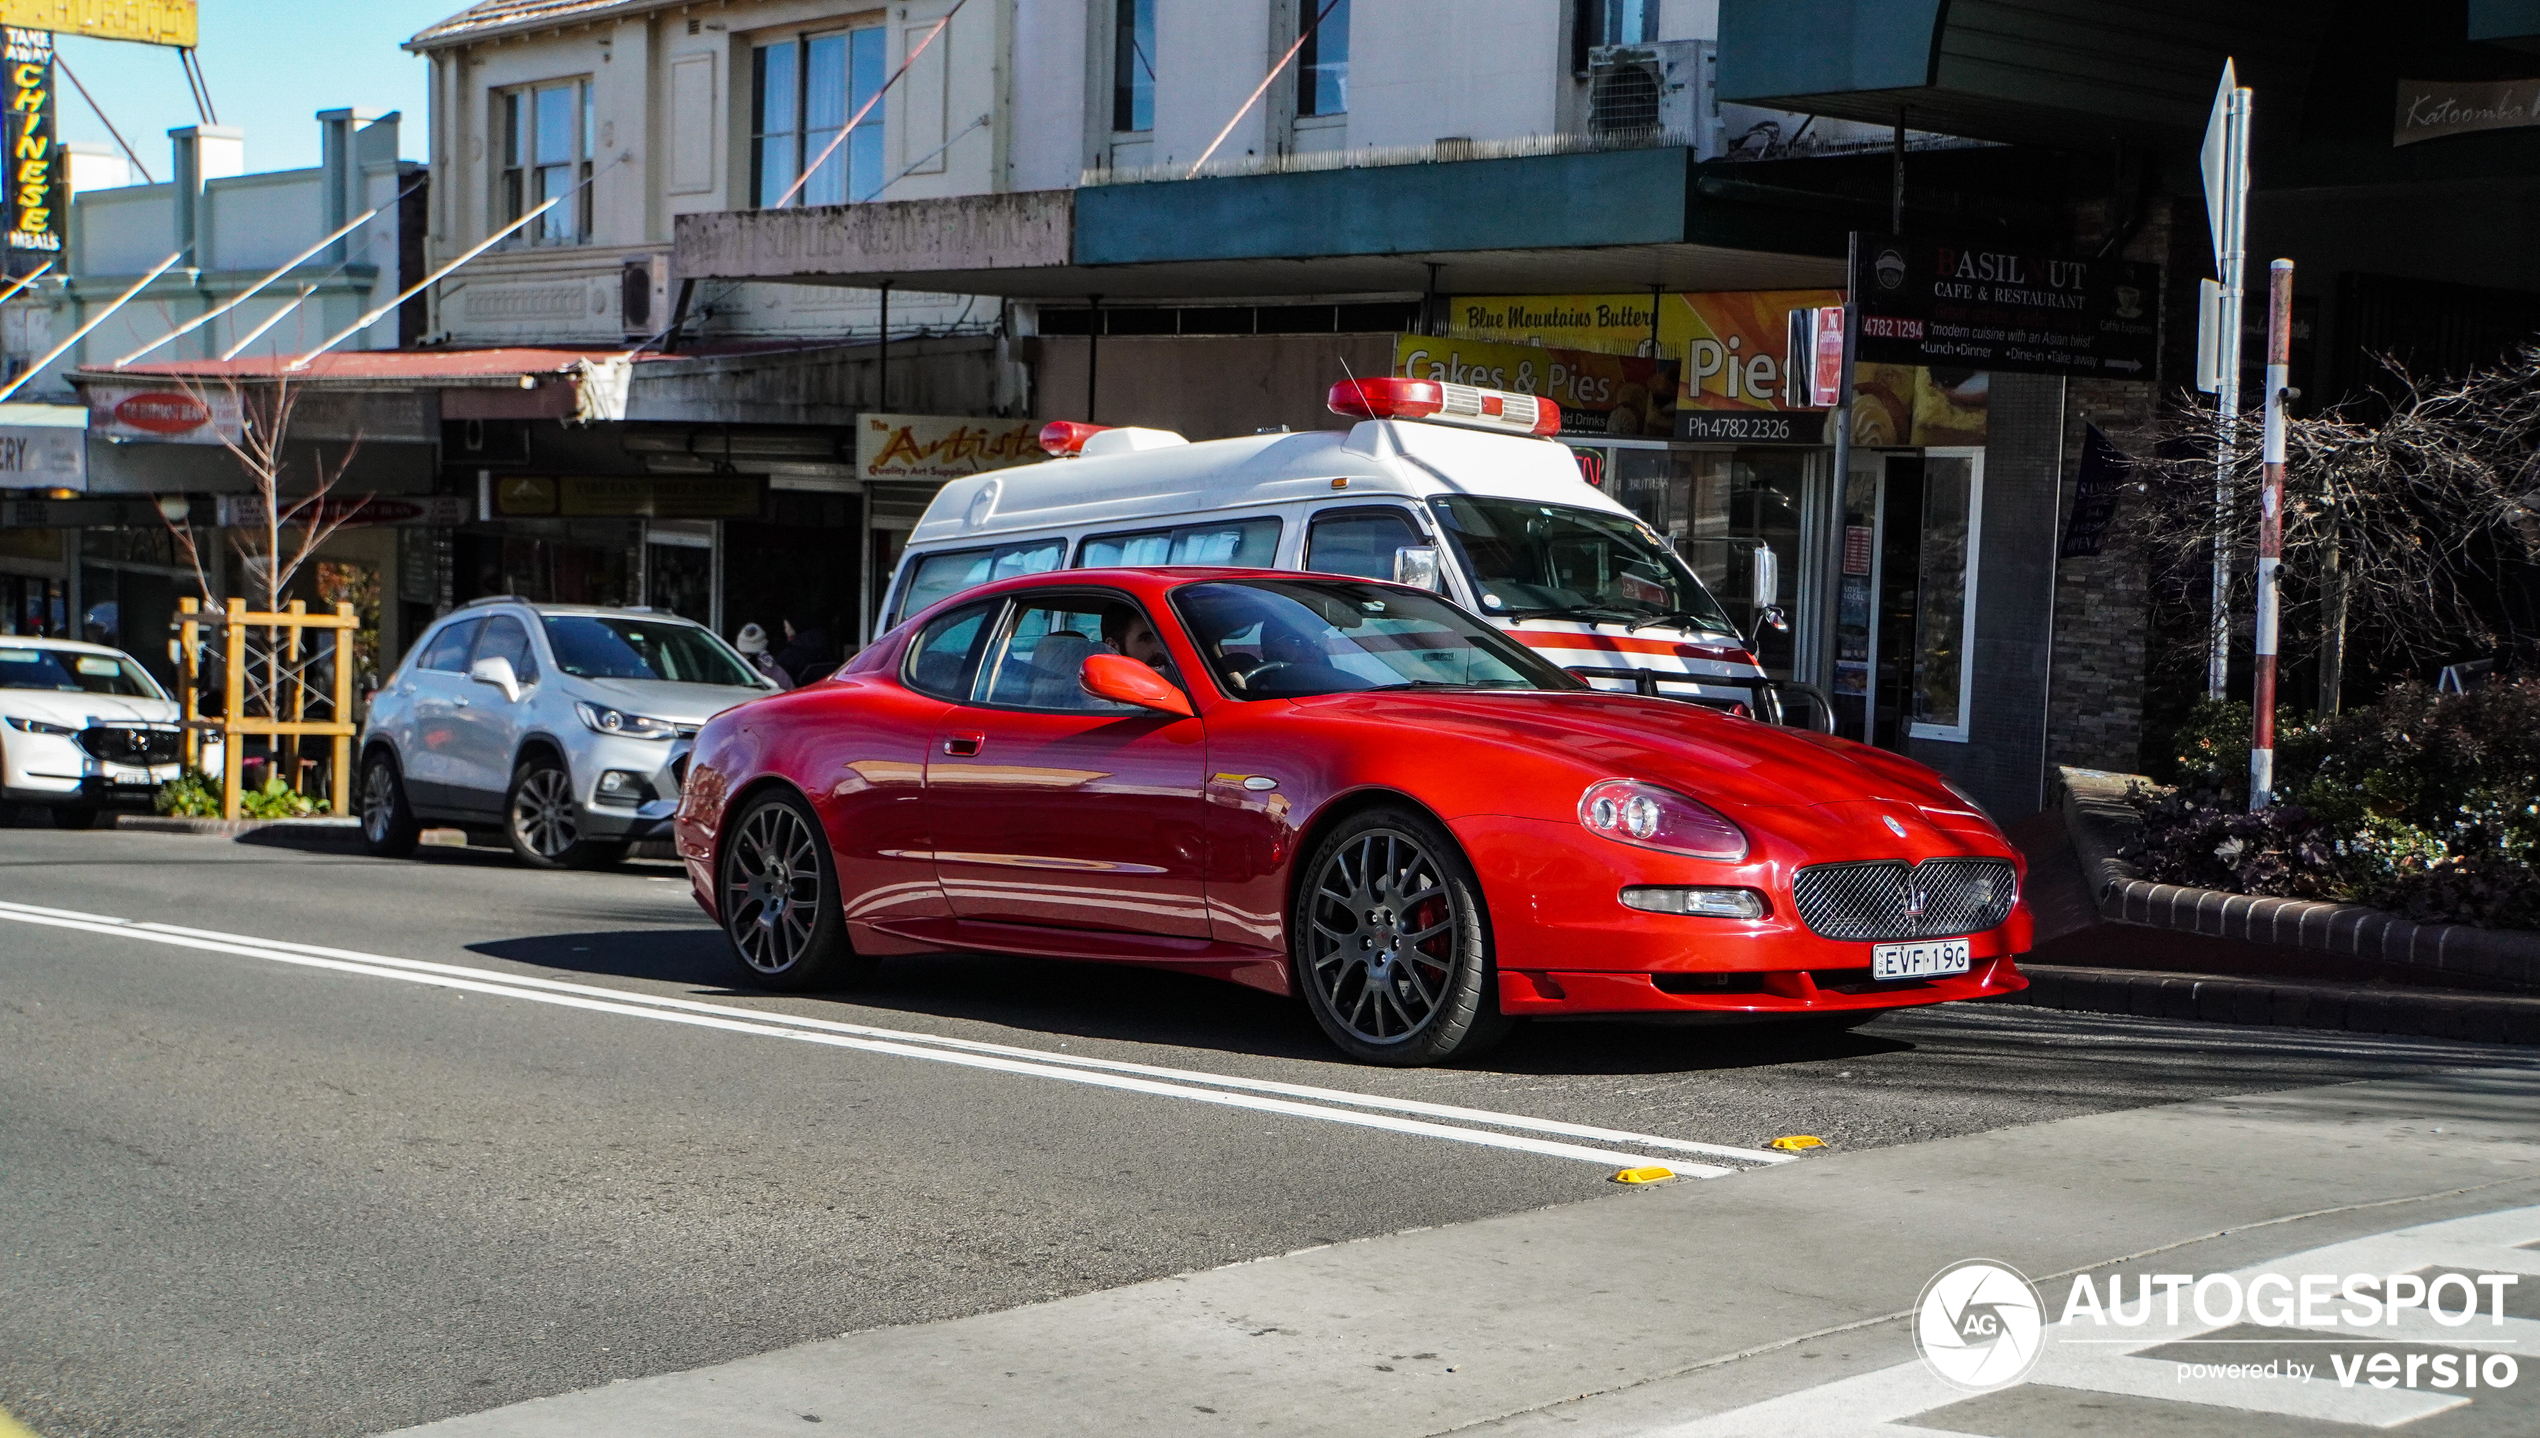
[52,1,462,182]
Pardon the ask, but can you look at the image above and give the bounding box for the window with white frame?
[753,25,887,208]
[497,78,593,245]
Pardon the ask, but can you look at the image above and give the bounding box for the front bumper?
[1457,812,2032,1018]
[573,738,689,841]
[4,730,178,808]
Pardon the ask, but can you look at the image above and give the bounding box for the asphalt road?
[4,824,2535,1437]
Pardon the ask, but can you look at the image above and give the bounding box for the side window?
[1078,517,1281,568]
[905,602,1000,700]
[415,619,485,673]
[892,538,1067,627]
[981,595,1152,713]
[1305,507,1423,581]
[472,615,541,686]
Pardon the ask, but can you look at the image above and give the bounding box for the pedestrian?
[772,613,834,688]
[735,622,792,689]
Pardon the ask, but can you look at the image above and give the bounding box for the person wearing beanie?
[735,623,792,688]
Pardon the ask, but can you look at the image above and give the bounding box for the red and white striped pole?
[2249,258,2294,809]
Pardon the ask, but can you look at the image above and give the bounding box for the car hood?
[1289,689,1984,821]
[565,676,771,726]
[1,690,179,727]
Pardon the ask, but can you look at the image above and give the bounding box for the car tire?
[717,788,871,991]
[51,804,103,831]
[1293,805,1512,1066]
[504,756,625,870]
[359,751,420,858]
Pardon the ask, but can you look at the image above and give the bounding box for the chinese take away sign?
[0,1,196,46]
[3,27,60,275]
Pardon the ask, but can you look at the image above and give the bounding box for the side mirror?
[1751,543,1780,608]
[1080,653,1195,718]
[1392,545,1443,592]
[468,654,522,703]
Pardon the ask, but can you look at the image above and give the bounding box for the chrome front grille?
[1789,858,2019,941]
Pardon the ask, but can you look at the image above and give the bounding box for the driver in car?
[1101,607,1180,683]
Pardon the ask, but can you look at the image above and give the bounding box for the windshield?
[1428,496,1740,637]
[0,646,162,697]
[540,616,763,687]
[1171,579,1582,701]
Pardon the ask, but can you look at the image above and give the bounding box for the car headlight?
[1577,779,1749,861]
[4,715,77,737]
[575,701,678,740]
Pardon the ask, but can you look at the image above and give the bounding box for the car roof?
[436,602,707,623]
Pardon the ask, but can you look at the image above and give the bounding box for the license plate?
[106,767,153,786]
[1871,938,1971,981]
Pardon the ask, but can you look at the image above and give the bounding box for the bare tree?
[2120,345,2540,667]
[158,373,369,797]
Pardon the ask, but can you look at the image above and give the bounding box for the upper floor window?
[754,26,886,208]
[499,78,593,245]
[1589,0,1660,46]
[1298,0,1348,117]
[1112,0,1154,132]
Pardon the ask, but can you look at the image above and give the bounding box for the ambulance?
[875,377,1829,726]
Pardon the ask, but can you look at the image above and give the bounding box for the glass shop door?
[1831,448,1984,749]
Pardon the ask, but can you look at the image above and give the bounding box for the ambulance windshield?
[1427,497,1740,638]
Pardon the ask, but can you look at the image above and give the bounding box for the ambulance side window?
[1078,517,1281,568]
[1304,507,1424,581]
[892,539,1066,627]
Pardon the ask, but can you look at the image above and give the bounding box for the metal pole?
[2207,85,2250,702]
[1825,233,1860,731]
[877,279,891,412]
[1085,293,1102,422]
[114,205,386,367]
[2250,258,2293,809]
[288,197,558,369]
[0,250,187,403]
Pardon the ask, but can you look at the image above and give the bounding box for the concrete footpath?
[388,1064,2540,1437]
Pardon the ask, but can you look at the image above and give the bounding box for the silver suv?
[357,600,777,867]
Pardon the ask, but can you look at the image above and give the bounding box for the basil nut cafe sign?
[2,25,59,274]
[1853,234,2158,379]
[1392,334,1679,438]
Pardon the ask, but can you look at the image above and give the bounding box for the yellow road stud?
[1611,1165,1674,1184]
[1768,1135,1826,1152]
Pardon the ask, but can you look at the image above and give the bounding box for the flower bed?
[2122,680,2540,930]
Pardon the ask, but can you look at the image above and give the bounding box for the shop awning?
[673,146,1850,302]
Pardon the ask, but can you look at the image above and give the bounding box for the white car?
[0,636,185,828]
[357,600,777,868]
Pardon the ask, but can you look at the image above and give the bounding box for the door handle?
[454,697,470,708]
[942,733,983,757]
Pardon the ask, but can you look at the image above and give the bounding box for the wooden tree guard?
[175,596,359,820]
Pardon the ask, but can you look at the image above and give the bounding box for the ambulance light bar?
[1039,420,1109,456]
[1327,378,1561,437]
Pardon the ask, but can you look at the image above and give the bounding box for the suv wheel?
[505,756,626,870]
[359,751,419,857]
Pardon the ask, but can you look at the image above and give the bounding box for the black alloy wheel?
[359,750,419,857]
[504,756,627,870]
[1295,806,1511,1065]
[717,789,871,990]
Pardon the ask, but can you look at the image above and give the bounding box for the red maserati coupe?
[674,569,2030,1065]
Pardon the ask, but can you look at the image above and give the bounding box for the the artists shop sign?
[1852,234,2158,380]
[2,26,60,274]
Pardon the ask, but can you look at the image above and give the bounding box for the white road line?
[0,900,1763,1177]
[85,906,1790,1168]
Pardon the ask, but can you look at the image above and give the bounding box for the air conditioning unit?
[1586,40,1718,156]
